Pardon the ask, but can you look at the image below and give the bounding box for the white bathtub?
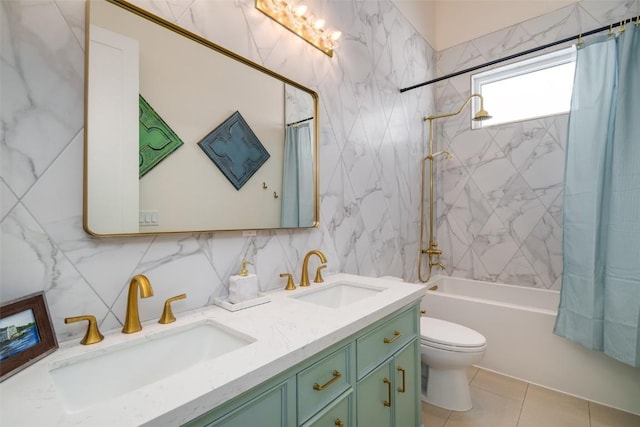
[421,276,640,416]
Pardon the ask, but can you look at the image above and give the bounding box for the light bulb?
[313,19,325,30]
[294,4,307,16]
[329,30,342,41]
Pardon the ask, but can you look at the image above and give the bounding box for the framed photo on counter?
[1,292,58,381]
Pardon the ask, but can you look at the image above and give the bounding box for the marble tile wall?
[0,0,434,343]
[432,0,639,290]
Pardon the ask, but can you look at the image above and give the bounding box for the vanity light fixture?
[255,0,342,57]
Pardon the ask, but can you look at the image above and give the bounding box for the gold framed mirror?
[84,0,319,236]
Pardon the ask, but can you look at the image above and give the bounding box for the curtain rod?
[399,16,639,93]
[286,116,313,126]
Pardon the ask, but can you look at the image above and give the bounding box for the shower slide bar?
[399,16,639,93]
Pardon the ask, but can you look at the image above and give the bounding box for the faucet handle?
[65,315,104,345]
[280,273,296,291]
[158,294,187,324]
[314,264,327,283]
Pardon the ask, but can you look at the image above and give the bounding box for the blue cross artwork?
[197,111,270,190]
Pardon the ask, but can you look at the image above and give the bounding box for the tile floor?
[422,367,640,427]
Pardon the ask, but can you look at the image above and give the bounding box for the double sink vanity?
[0,273,425,426]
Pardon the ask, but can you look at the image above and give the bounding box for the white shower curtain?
[554,23,640,367]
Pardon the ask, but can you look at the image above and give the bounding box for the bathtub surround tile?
[449,247,491,282]
[494,175,547,245]
[471,142,519,209]
[517,384,590,427]
[450,179,493,242]
[434,0,632,289]
[497,250,545,289]
[449,127,494,177]
[474,24,538,63]
[579,0,640,26]
[521,213,563,289]
[436,216,473,271]
[471,213,520,279]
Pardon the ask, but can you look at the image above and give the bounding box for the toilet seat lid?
[420,317,486,348]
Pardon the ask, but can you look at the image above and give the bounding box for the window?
[471,46,576,128]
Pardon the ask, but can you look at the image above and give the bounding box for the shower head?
[473,108,492,121]
[424,93,491,123]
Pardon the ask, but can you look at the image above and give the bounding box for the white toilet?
[420,316,487,411]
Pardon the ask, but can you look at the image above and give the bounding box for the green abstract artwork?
[139,95,184,178]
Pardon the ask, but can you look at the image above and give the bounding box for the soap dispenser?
[228,260,259,304]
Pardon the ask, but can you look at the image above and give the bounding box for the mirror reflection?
[84,0,318,236]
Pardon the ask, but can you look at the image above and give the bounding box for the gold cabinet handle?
[397,366,406,393]
[313,370,342,391]
[383,377,392,407]
[420,309,426,316]
[383,330,401,343]
[158,294,186,324]
[334,418,344,427]
[65,315,104,345]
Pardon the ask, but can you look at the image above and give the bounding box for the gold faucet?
[300,250,327,287]
[122,274,154,334]
[65,315,104,345]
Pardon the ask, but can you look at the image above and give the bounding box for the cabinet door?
[302,391,352,427]
[356,362,393,427]
[198,380,294,427]
[393,341,420,427]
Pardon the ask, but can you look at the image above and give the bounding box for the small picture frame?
[1,292,58,382]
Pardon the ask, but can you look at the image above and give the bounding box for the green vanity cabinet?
[297,344,354,424]
[301,390,353,427]
[189,378,296,427]
[355,305,420,427]
[355,342,419,427]
[183,304,420,427]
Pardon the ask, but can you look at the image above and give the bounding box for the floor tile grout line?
[515,382,530,426]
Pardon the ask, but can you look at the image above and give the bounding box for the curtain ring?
[619,20,626,33]
[635,16,639,27]
[608,24,614,36]
[576,32,583,46]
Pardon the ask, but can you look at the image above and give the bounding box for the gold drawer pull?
[397,366,406,393]
[383,330,401,343]
[334,418,344,427]
[383,377,392,407]
[313,370,342,391]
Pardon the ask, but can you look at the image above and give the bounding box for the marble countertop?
[0,274,425,427]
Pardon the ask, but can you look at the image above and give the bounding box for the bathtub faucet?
[430,261,446,272]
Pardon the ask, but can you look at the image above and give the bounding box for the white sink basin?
[49,321,254,412]
[291,282,384,308]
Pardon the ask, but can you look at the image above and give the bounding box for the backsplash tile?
[1,0,431,343]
